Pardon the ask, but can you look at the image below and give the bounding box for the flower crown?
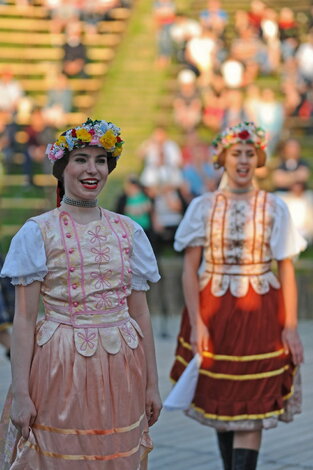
[46,117,124,162]
[211,121,267,166]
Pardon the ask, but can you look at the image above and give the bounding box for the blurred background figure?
[255,88,285,158]
[62,20,88,78]
[138,125,183,193]
[277,181,313,245]
[153,0,176,68]
[173,69,202,132]
[181,130,221,198]
[115,173,154,241]
[199,0,228,38]
[0,69,24,118]
[272,138,310,192]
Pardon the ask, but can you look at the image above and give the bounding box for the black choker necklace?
[63,195,98,208]
[225,186,254,194]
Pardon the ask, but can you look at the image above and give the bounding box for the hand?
[145,385,162,427]
[190,319,209,355]
[282,327,304,365]
[10,395,37,439]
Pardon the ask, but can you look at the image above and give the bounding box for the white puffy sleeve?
[0,220,48,285]
[270,195,307,260]
[130,222,160,291]
[174,194,210,252]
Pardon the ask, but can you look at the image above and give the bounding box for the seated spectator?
[153,0,176,68]
[296,29,313,86]
[230,25,269,76]
[199,0,228,37]
[244,83,261,122]
[170,11,201,63]
[62,20,88,78]
[261,7,281,72]
[278,7,299,42]
[221,54,245,89]
[184,26,218,86]
[0,69,24,117]
[255,87,284,157]
[272,138,310,192]
[24,107,58,177]
[247,0,266,36]
[173,69,202,131]
[45,0,80,34]
[234,10,250,36]
[181,130,221,197]
[277,181,313,245]
[44,69,73,127]
[221,88,247,129]
[202,87,225,131]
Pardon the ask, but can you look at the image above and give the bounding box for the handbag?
[164,354,202,411]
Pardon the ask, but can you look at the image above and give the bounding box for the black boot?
[232,448,258,470]
[216,431,234,470]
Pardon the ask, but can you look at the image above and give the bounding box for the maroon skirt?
[170,281,298,430]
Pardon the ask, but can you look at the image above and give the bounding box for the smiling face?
[224,142,258,189]
[63,146,109,200]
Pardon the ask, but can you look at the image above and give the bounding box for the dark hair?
[52,149,117,181]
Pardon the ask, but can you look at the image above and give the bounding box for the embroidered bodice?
[174,190,307,297]
[1,208,160,357]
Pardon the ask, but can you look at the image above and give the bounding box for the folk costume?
[170,122,307,432]
[0,119,160,469]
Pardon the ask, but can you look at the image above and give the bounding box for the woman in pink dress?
[0,118,162,469]
[170,121,306,470]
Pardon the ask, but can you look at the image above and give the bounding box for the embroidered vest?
[31,208,143,357]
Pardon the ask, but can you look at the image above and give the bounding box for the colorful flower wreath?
[46,118,124,162]
[211,121,267,167]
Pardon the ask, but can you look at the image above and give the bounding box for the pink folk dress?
[0,207,160,470]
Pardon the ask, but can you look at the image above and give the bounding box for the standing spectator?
[173,69,202,131]
[153,0,176,68]
[272,138,310,192]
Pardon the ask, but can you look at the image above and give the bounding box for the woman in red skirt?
[170,121,306,470]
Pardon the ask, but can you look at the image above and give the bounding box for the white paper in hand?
[164,353,202,411]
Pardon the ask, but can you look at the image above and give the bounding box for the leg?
[232,430,261,470]
[216,431,234,470]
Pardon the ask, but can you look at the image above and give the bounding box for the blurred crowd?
[0,0,132,184]
[145,0,313,246]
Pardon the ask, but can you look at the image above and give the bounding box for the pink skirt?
[0,323,152,469]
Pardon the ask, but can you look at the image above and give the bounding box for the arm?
[127,290,162,426]
[277,258,303,365]
[182,246,209,354]
[10,281,41,439]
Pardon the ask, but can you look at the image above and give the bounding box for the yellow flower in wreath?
[76,128,92,142]
[100,130,117,149]
[56,135,68,147]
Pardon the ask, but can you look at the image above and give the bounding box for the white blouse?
[174,191,307,297]
[1,219,160,291]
